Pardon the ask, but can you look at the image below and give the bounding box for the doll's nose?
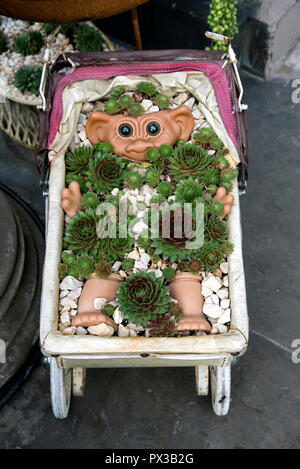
[126,139,153,153]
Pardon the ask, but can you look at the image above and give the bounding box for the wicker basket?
[0,27,115,150]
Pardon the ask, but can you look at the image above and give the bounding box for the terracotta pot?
[71,273,122,328]
[169,272,211,333]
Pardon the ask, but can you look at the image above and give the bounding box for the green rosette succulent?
[199,241,225,271]
[123,171,143,189]
[136,81,158,96]
[118,271,170,325]
[95,141,114,153]
[102,304,115,316]
[154,93,170,109]
[167,144,210,181]
[157,181,173,198]
[110,86,126,99]
[202,167,220,186]
[148,315,177,337]
[65,173,86,193]
[86,153,126,193]
[146,147,160,163]
[158,144,173,159]
[145,166,161,187]
[193,127,223,150]
[94,259,111,279]
[101,235,135,264]
[175,178,203,204]
[221,241,234,255]
[65,145,94,174]
[73,22,103,52]
[213,151,229,169]
[122,258,135,273]
[119,94,133,108]
[220,168,238,183]
[81,192,99,211]
[13,65,42,96]
[206,216,228,242]
[64,209,100,255]
[14,31,43,56]
[73,253,95,278]
[105,99,120,115]
[162,267,176,281]
[128,102,144,116]
[207,200,223,217]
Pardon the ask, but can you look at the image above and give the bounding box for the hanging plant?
[206,0,239,51]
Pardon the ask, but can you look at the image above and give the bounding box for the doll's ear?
[86,112,112,145]
[168,105,194,141]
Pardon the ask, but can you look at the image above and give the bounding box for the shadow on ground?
[0,74,299,449]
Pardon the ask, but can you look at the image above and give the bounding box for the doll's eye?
[119,123,133,137]
[146,121,161,136]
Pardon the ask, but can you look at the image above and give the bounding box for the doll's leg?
[61,181,82,218]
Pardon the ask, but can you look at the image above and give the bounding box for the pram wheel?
[210,363,231,416]
[50,357,72,419]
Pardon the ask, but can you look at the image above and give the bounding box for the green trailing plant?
[158,144,173,159]
[95,141,114,153]
[102,304,115,316]
[13,65,42,96]
[167,143,210,181]
[0,30,6,53]
[128,102,144,116]
[157,181,173,198]
[146,147,160,163]
[123,171,143,189]
[154,93,170,109]
[65,145,94,174]
[65,209,100,255]
[148,315,177,337]
[136,81,158,96]
[145,166,161,187]
[111,86,126,99]
[199,241,225,271]
[207,0,239,51]
[65,173,86,193]
[162,267,176,281]
[118,271,169,326]
[122,258,135,273]
[81,192,99,211]
[105,99,120,115]
[119,94,133,108]
[94,259,111,278]
[73,22,103,52]
[14,31,44,56]
[86,153,126,193]
[175,178,203,204]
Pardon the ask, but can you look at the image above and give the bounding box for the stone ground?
[0,72,299,449]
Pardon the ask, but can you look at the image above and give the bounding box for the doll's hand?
[61,181,82,218]
[213,187,234,220]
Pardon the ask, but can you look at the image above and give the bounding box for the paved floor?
[0,73,299,449]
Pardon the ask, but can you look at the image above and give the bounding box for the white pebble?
[70,309,77,318]
[202,303,223,318]
[223,275,229,287]
[60,297,78,309]
[112,261,122,272]
[82,102,94,113]
[129,329,138,337]
[220,299,230,309]
[88,323,114,337]
[218,308,231,324]
[149,105,159,113]
[202,275,222,292]
[220,262,229,274]
[76,326,88,335]
[211,294,220,305]
[79,129,87,141]
[173,92,189,105]
[111,188,119,196]
[154,269,163,278]
[63,326,76,335]
[211,323,228,334]
[119,270,127,278]
[93,297,107,311]
[118,324,130,337]
[141,99,153,111]
[60,311,71,326]
[201,286,213,297]
[67,287,82,300]
[184,97,195,109]
[132,220,148,235]
[216,287,229,300]
[60,290,69,299]
[113,307,124,324]
[60,276,83,290]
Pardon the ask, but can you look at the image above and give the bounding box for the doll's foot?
[177,314,211,333]
[61,181,82,218]
[213,187,234,220]
[71,312,117,331]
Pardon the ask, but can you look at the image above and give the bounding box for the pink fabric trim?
[47,62,238,148]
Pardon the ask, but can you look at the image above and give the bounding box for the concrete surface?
[0,74,299,449]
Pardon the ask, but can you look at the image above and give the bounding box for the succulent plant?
[206,184,218,196]
[148,315,177,337]
[199,241,224,271]
[61,251,76,266]
[193,127,215,145]
[73,22,103,52]
[163,267,176,281]
[157,181,173,198]
[105,99,120,115]
[175,139,185,146]
[94,259,111,279]
[102,304,116,316]
[206,215,228,242]
[119,94,133,108]
[128,102,144,117]
[220,168,238,183]
[123,171,143,189]
[202,167,220,186]
[101,235,135,264]
[207,0,238,51]
[167,143,210,181]
[65,209,100,254]
[188,258,202,273]
[73,253,95,278]
[110,86,126,99]
[175,178,203,204]
[221,182,233,194]
[151,205,199,262]
[13,65,42,95]
[137,236,152,250]
[14,31,43,56]
[65,172,86,193]
[65,145,94,174]
[122,258,135,273]
[86,153,126,193]
[213,152,229,169]
[208,200,223,217]
[94,141,114,153]
[136,81,158,96]
[81,192,99,211]
[158,144,173,159]
[118,271,169,325]
[154,93,170,109]
[145,166,161,187]
[168,302,183,318]
[146,147,160,163]
[0,30,6,53]
[150,194,165,205]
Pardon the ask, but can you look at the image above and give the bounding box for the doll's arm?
[61,181,82,218]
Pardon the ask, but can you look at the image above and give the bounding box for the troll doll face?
[86,105,194,162]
